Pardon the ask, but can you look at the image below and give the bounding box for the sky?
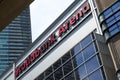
[30,0,74,41]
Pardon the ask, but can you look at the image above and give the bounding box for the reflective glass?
[89,70,103,80]
[81,35,92,48]
[108,24,118,31]
[86,56,100,74]
[103,8,112,18]
[65,72,75,80]
[109,28,119,36]
[106,16,114,23]
[53,59,62,70]
[46,74,54,80]
[54,67,63,80]
[63,60,73,75]
[74,43,81,54]
[45,66,53,77]
[83,43,96,60]
[112,2,120,12]
[77,65,87,79]
[74,52,84,66]
[62,52,71,64]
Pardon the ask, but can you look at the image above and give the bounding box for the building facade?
[95,0,120,80]
[0,0,118,80]
[0,7,32,75]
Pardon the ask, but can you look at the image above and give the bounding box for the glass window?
[89,70,104,80]
[107,19,116,26]
[109,24,119,36]
[62,52,71,64]
[64,72,75,80]
[53,59,62,70]
[114,11,120,17]
[73,52,84,67]
[54,67,63,80]
[83,43,96,60]
[83,77,89,80]
[109,28,119,36]
[46,74,54,80]
[116,15,120,21]
[63,60,73,75]
[85,56,100,74]
[118,22,120,26]
[106,16,114,23]
[45,66,53,77]
[109,24,118,31]
[112,2,120,12]
[81,35,92,48]
[103,8,112,18]
[77,64,87,79]
[73,43,81,54]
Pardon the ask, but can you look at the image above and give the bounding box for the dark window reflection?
[54,67,63,80]
[45,66,53,77]
[35,73,44,80]
[63,60,73,75]
[62,52,71,64]
[53,59,62,70]
[46,74,54,80]
[64,72,75,80]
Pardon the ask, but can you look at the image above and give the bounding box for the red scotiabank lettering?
[58,25,66,37]
[40,34,56,53]
[15,34,57,77]
[58,2,90,37]
[15,49,40,77]
[15,2,90,78]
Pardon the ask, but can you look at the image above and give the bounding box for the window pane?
[53,59,62,70]
[54,67,63,80]
[114,11,120,17]
[77,65,87,79]
[109,24,118,31]
[109,28,119,36]
[86,56,100,74]
[81,35,92,48]
[45,66,53,77]
[103,8,112,18]
[73,52,84,67]
[106,16,114,23]
[63,60,73,75]
[74,43,81,54]
[46,74,54,80]
[65,72,75,80]
[83,43,96,60]
[83,77,89,80]
[112,2,120,12]
[89,70,103,80]
[62,52,71,64]
[106,17,116,26]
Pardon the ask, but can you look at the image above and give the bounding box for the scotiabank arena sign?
[15,2,90,78]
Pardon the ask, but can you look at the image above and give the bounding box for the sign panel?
[15,2,90,78]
